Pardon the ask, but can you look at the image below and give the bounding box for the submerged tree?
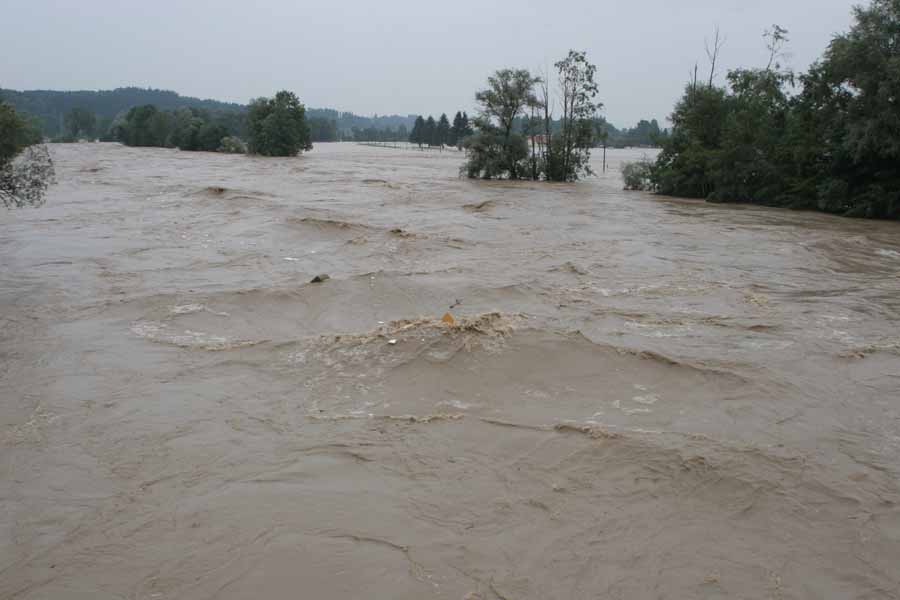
[463,52,601,181]
[1,102,54,208]
[246,91,312,157]
[544,50,602,181]
[463,68,540,178]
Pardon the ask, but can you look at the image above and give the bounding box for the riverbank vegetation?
[113,91,310,156]
[115,105,237,152]
[626,0,900,219]
[0,101,54,207]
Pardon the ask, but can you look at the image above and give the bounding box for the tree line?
[114,105,242,152]
[1,87,424,143]
[409,112,473,149]
[625,0,900,219]
[114,91,310,156]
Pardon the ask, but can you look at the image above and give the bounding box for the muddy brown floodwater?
[2,142,900,599]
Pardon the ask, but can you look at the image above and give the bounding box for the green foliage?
[462,123,529,179]
[1,102,54,208]
[464,51,600,181]
[1,102,41,167]
[64,107,96,140]
[647,0,900,219]
[653,85,729,198]
[409,116,427,147]
[448,112,474,148]
[218,136,247,154]
[546,50,602,181]
[614,119,662,147]
[0,87,243,138]
[350,124,408,142]
[116,105,242,152]
[309,117,339,142]
[246,91,312,157]
[436,114,450,148]
[118,105,164,147]
[465,68,540,179]
[621,160,656,191]
[424,116,437,147]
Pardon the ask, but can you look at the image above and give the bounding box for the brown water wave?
[2,142,900,599]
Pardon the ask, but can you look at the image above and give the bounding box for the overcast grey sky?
[5,0,857,126]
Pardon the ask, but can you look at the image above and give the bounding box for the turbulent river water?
[2,142,900,599]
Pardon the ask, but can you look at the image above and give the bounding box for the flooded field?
[2,142,900,599]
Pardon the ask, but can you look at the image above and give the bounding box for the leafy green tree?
[791,0,900,217]
[1,102,54,207]
[464,69,540,178]
[709,67,793,204]
[641,1,900,219]
[119,105,160,147]
[463,121,528,179]
[436,113,450,148]
[197,122,230,152]
[622,160,655,191]
[218,136,246,154]
[544,50,601,181]
[308,117,339,142]
[148,110,174,147]
[169,107,199,149]
[246,91,312,157]
[652,84,730,198]
[1,103,39,165]
[63,107,97,141]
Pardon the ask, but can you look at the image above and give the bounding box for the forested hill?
[0,87,417,138]
[2,87,662,147]
[0,88,241,136]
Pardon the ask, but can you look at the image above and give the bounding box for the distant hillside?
[0,87,242,137]
[305,108,416,133]
[0,87,417,139]
[1,87,659,146]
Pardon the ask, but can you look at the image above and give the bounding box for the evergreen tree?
[436,113,450,148]
[461,112,473,139]
[448,111,463,147]
[409,115,426,147]
[425,116,437,147]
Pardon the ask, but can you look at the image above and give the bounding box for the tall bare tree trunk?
[541,77,552,178]
[705,26,725,88]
